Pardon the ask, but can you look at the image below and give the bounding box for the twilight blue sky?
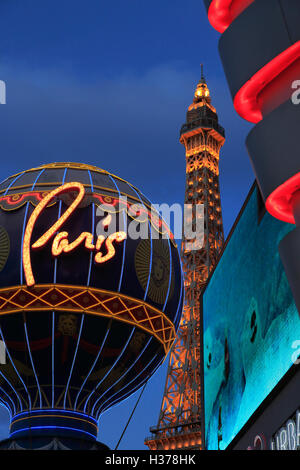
[0,0,254,449]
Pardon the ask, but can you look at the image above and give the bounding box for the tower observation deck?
[145,67,225,450]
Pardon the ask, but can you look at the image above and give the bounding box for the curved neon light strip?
[90,327,136,415]
[3,171,26,196]
[15,171,46,411]
[0,371,21,413]
[0,177,10,192]
[53,167,68,284]
[0,391,13,416]
[144,224,153,300]
[12,408,97,422]
[234,41,300,123]
[20,169,45,284]
[74,322,111,410]
[10,425,96,440]
[129,186,153,302]
[24,322,42,408]
[52,167,68,408]
[0,385,15,416]
[92,337,152,412]
[53,170,94,405]
[0,328,31,410]
[58,174,95,405]
[163,237,172,312]
[20,203,31,283]
[63,314,85,409]
[107,174,127,292]
[0,192,44,207]
[100,355,162,415]
[4,162,141,195]
[141,187,182,312]
[99,354,161,417]
[208,0,254,33]
[3,166,44,412]
[266,172,300,224]
[87,170,95,287]
[11,413,97,431]
[0,396,12,418]
[85,327,135,415]
[138,189,173,314]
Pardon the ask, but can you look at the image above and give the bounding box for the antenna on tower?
[200,63,205,83]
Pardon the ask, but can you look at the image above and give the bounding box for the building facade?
[202,0,300,449]
[202,182,300,450]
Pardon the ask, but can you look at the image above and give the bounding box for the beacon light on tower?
[0,162,183,450]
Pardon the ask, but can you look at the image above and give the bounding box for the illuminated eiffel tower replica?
[145,67,225,450]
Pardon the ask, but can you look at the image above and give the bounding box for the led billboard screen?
[203,184,300,450]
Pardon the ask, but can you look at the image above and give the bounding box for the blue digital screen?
[203,185,300,450]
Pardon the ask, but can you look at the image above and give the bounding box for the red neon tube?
[266,173,300,224]
[208,0,254,33]
[234,41,300,123]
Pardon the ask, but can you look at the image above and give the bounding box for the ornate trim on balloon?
[0,284,176,354]
[0,191,57,211]
[0,186,141,208]
[0,190,175,244]
[2,162,140,193]
[10,410,98,440]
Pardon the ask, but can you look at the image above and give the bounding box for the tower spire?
[193,66,211,105]
[145,68,225,450]
[200,63,205,82]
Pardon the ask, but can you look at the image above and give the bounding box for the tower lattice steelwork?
[145,68,225,450]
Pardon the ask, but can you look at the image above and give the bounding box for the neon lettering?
[23,182,126,286]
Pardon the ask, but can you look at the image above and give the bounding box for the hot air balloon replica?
[0,162,183,449]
